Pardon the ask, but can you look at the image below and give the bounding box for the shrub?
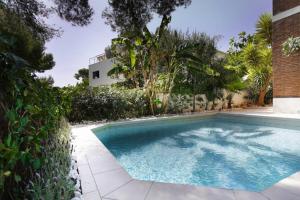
[26,119,74,199]
[67,86,150,122]
[0,34,73,199]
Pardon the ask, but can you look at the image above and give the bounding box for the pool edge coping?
[72,111,300,200]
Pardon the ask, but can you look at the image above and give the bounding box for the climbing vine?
[282,36,300,56]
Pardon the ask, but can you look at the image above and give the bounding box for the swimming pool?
[93,114,300,192]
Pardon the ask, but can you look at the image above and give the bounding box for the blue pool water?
[93,114,300,191]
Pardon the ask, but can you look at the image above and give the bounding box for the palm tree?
[243,43,272,105]
[244,13,272,106]
[256,13,272,46]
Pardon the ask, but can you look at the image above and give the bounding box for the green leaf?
[129,47,136,68]
[5,134,12,146]
[20,116,29,127]
[16,99,23,110]
[23,89,28,97]
[135,37,142,46]
[14,174,21,183]
[153,98,162,105]
[4,171,11,176]
[33,159,41,170]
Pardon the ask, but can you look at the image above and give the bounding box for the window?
[93,70,99,79]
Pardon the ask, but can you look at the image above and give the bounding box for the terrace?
[2,0,300,199]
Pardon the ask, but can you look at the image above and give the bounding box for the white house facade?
[88,54,124,87]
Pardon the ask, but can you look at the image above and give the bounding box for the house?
[88,54,123,87]
[273,0,300,113]
[88,50,226,87]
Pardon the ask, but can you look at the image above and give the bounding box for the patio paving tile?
[76,153,88,166]
[104,180,153,200]
[83,191,102,200]
[87,152,123,174]
[233,190,268,200]
[145,182,235,200]
[269,176,300,196]
[262,185,300,200]
[94,168,133,197]
[78,164,98,194]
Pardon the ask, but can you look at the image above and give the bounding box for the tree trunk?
[163,93,170,114]
[149,93,155,115]
[257,89,266,106]
[211,100,215,110]
[257,74,272,106]
[227,99,232,109]
[192,75,196,112]
[227,93,233,109]
[134,78,139,88]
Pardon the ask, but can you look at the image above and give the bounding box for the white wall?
[89,58,124,87]
[273,98,300,114]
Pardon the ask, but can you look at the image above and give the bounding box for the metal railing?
[89,53,107,65]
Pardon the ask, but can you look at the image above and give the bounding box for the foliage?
[1,0,93,41]
[245,83,273,104]
[156,29,204,113]
[168,94,204,113]
[74,67,89,85]
[108,34,145,88]
[55,0,93,26]
[0,48,71,198]
[65,86,150,122]
[26,119,74,199]
[179,32,220,111]
[0,6,73,199]
[0,7,55,72]
[255,13,272,46]
[282,36,300,56]
[102,0,191,35]
[105,45,114,59]
[110,15,173,115]
[109,19,237,113]
[243,44,272,105]
[225,13,272,106]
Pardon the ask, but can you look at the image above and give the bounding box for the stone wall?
[167,90,250,113]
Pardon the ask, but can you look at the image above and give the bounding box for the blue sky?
[41,0,272,86]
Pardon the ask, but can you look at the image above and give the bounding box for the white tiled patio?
[72,109,300,200]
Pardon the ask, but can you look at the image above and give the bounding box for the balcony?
[89,53,107,65]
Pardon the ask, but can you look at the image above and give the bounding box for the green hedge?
[26,118,75,199]
[66,86,150,122]
[0,35,73,199]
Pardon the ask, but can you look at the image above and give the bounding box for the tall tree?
[157,29,205,113]
[102,0,191,36]
[0,7,55,72]
[226,14,272,106]
[0,3,93,197]
[2,0,93,41]
[255,13,272,46]
[74,68,89,84]
[185,32,218,111]
[110,15,172,114]
[245,13,272,106]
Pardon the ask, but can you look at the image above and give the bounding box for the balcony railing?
[89,53,107,65]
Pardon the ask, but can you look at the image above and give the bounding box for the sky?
[41,0,272,87]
